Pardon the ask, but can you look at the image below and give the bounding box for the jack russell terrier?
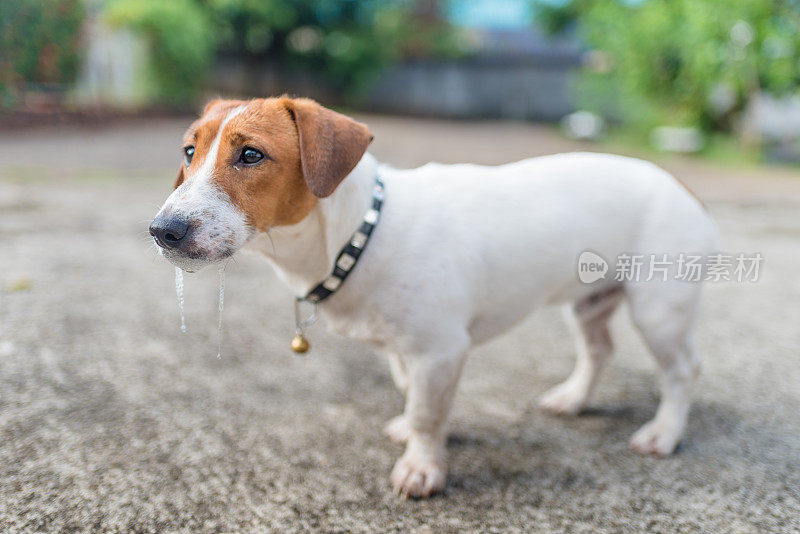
[150,97,717,498]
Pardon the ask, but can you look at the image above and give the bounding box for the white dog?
[150,97,717,498]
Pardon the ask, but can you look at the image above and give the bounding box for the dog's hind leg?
[626,281,702,456]
[388,352,409,395]
[540,287,623,415]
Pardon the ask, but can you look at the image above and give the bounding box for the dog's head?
[150,97,373,271]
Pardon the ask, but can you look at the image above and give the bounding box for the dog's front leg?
[383,353,412,444]
[390,336,469,498]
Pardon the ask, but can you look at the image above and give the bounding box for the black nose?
[150,216,191,250]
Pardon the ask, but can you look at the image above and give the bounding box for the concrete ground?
[0,115,799,532]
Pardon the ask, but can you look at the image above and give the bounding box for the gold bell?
[291,333,309,353]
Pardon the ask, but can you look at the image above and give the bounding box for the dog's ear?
[283,97,373,198]
[173,166,185,189]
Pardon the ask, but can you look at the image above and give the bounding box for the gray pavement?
[1,116,799,532]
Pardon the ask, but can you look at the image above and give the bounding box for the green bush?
[535,0,800,134]
[106,0,462,104]
[105,0,214,105]
[209,0,416,96]
[0,0,85,109]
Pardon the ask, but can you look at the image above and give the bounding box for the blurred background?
[1,1,800,531]
[3,0,800,161]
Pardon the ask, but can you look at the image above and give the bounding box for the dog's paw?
[391,452,446,498]
[629,420,682,456]
[383,415,412,445]
[538,381,587,416]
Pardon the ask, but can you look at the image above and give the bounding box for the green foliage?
[107,0,462,103]
[209,0,413,95]
[105,0,214,105]
[0,0,85,108]
[535,0,800,133]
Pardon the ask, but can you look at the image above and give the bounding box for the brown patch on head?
[212,98,315,229]
[176,96,373,231]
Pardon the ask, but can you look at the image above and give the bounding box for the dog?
[150,97,717,498]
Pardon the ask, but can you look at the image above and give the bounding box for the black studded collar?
[299,175,384,304]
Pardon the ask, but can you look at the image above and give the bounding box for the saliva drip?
[174,267,186,333]
[217,264,225,359]
[173,263,226,359]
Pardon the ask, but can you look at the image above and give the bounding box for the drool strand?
[174,267,186,333]
[217,264,225,359]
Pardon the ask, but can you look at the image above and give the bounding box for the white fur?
[244,151,717,497]
[157,106,252,272]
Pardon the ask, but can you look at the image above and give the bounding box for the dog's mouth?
[156,238,238,272]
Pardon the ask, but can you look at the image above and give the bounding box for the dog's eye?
[184,146,195,165]
[239,147,264,165]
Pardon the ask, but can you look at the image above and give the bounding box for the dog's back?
[374,152,716,336]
